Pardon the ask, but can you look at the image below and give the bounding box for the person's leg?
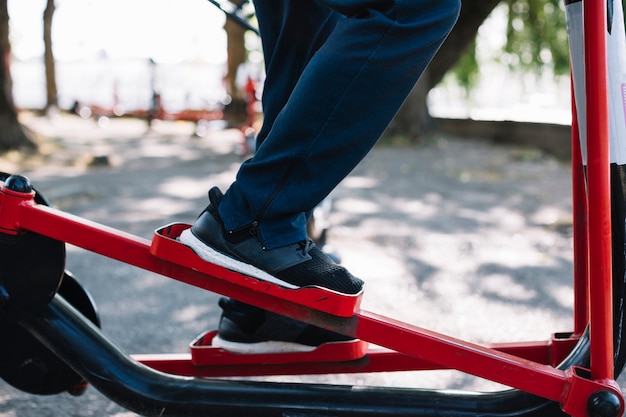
[182,0,459,353]
[183,0,368,293]
[252,1,341,150]
[247,0,341,236]
[219,0,461,250]
[194,3,360,354]
[183,0,460,292]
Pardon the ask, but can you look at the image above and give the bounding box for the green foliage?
[503,0,570,75]
[449,0,570,89]
[450,40,479,90]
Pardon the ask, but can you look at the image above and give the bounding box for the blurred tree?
[43,0,58,113]
[225,2,569,142]
[222,0,255,125]
[386,2,502,140]
[503,0,570,75]
[387,1,571,141]
[0,0,35,151]
[224,1,247,100]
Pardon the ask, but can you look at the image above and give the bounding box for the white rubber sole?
[179,228,298,289]
[212,334,317,354]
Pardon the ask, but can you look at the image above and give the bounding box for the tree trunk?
[43,0,58,111]
[0,0,35,151]
[224,16,247,100]
[385,76,435,144]
[387,1,503,140]
[222,1,250,125]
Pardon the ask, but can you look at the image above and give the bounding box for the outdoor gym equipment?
[0,0,625,416]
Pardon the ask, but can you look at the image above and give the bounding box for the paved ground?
[0,113,616,416]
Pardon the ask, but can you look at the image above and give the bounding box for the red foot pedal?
[150,223,363,317]
[190,331,368,366]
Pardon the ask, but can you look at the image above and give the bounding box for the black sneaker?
[179,187,364,295]
[212,298,356,353]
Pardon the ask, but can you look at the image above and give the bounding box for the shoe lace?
[296,239,314,256]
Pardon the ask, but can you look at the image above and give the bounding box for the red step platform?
[150,223,364,318]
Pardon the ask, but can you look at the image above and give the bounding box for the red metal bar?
[3,181,623,414]
[356,310,568,401]
[583,0,614,381]
[3,198,573,402]
[571,75,590,336]
[14,203,360,320]
[132,336,579,378]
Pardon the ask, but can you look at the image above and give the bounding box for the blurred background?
[0,1,620,416]
[2,0,574,153]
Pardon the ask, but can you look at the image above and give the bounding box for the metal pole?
[583,0,613,381]
[571,75,590,336]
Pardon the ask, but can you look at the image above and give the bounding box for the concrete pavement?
[0,113,616,416]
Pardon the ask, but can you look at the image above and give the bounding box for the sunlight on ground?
[0,115,594,406]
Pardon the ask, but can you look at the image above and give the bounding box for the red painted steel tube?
[12,201,573,402]
[132,338,577,379]
[15,202,332,321]
[571,76,590,336]
[355,311,568,402]
[9,188,623,411]
[583,0,614,381]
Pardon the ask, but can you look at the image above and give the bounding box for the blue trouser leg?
[252,2,341,150]
[219,0,461,249]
